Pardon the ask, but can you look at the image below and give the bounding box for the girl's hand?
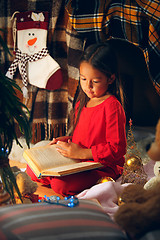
[49,136,72,145]
[56,140,93,160]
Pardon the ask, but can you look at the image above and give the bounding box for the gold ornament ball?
[98,177,115,184]
[126,155,142,170]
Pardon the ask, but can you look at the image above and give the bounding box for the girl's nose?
[87,80,93,88]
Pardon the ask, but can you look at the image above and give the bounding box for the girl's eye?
[80,77,86,81]
[93,80,100,83]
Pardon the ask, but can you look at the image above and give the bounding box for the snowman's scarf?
[7,48,48,97]
[26,85,68,143]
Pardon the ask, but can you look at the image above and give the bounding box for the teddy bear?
[114,119,160,239]
[114,183,160,239]
[144,160,160,190]
[144,119,160,189]
[144,119,160,190]
[12,166,38,204]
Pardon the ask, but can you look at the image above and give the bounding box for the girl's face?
[80,62,114,99]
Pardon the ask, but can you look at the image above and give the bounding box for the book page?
[42,161,103,176]
[25,144,80,171]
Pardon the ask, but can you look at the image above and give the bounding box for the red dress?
[27,95,126,196]
[72,95,126,176]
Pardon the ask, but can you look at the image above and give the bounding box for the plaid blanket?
[0,0,84,143]
[65,0,160,94]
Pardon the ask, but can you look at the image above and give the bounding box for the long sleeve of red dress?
[72,96,127,177]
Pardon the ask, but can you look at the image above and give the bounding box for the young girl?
[27,42,127,196]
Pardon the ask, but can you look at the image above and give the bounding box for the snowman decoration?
[6,11,63,99]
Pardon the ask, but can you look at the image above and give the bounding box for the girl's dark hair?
[72,42,125,133]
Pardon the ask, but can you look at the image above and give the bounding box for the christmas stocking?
[6,11,63,98]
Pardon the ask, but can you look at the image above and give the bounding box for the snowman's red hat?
[15,11,49,30]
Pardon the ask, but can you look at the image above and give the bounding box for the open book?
[23,144,103,177]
